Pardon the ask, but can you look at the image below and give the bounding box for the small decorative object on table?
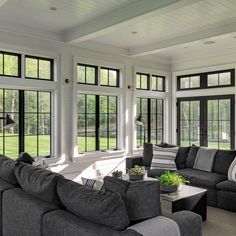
[128,165,146,181]
[112,170,123,178]
[157,171,189,193]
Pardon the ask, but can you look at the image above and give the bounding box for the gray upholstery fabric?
[2,188,58,236]
[0,178,16,236]
[0,155,17,185]
[14,162,62,204]
[147,168,166,178]
[217,191,236,212]
[143,143,153,167]
[57,178,130,230]
[128,216,180,236]
[193,147,217,172]
[43,210,141,236]
[186,145,200,168]
[104,176,161,222]
[164,211,202,236]
[217,180,236,193]
[126,156,143,170]
[16,152,35,165]
[177,168,226,188]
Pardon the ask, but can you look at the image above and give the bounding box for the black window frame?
[0,88,52,158]
[136,73,150,90]
[0,51,21,78]
[25,55,54,81]
[100,67,120,87]
[151,75,165,92]
[177,69,235,91]
[77,94,118,153]
[136,97,164,147]
[77,63,98,85]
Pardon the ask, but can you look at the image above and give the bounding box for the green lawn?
[180,141,230,149]
[0,135,50,159]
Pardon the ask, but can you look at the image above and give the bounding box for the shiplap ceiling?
[1,0,236,62]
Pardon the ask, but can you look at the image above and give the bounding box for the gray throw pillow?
[193,147,217,172]
[57,177,130,230]
[104,176,161,222]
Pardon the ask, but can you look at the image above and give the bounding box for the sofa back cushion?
[14,162,62,205]
[104,176,161,222]
[57,177,130,231]
[0,155,18,185]
[176,146,191,169]
[186,145,200,168]
[212,150,236,175]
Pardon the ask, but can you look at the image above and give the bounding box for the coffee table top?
[160,184,207,202]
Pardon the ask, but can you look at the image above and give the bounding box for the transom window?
[77,94,118,153]
[136,73,149,90]
[25,56,53,81]
[0,51,20,77]
[177,69,234,90]
[100,67,119,87]
[77,64,97,85]
[151,75,165,91]
[136,98,164,147]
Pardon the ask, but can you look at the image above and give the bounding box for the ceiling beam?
[64,0,202,44]
[129,22,236,56]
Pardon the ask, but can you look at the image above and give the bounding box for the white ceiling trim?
[64,0,202,44]
[129,21,236,56]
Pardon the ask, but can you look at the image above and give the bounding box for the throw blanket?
[228,157,236,181]
[128,216,180,236]
[151,146,179,170]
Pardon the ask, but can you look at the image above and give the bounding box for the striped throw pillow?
[151,146,179,170]
[81,177,104,190]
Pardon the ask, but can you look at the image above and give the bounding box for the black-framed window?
[151,75,165,91]
[177,95,235,150]
[0,51,21,77]
[0,88,51,159]
[136,97,164,147]
[177,69,235,91]
[100,67,119,87]
[77,94,118,153]
[25,56,54,81]
[77,64,97,85]
[136,73,149,90]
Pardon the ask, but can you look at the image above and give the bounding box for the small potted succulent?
[112,170,123,178]
[128,165,146,181]
[157,171,189,193]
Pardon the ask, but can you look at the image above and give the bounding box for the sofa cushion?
[0,155,18,185]
[212,149,236,176]
[186,145,200,168]
[104,176,161,222]
[57,177,130,230]
[216,180,236,193]
[143,143,153,167]
[14,162,62,205]
[148,168,166,178]
[177,168,227,188]
[175,146,191,169]
[193,147,217,172]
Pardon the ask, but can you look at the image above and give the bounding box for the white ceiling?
[1,0,236,63]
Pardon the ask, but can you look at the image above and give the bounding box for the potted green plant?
[128,165,146,181]
[112,170,123,178]
[157,171,189,193]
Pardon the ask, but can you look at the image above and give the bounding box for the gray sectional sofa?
[126,143,236,212]
[0,155,202,236]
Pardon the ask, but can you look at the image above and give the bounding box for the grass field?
[180,141,230,149]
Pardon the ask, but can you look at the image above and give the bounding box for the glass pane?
[109,132,117,149]
[208,121,219,148]
[87,114,95,133]
[86,133,96,151]
[25,135,37,156]
[141,99,148,114]
[219,121,230,150]
[0,54,3,74]
[39,92,50,113]
[190,76,200,88]
[87,95,96,113]
[25,57,38,78]
[5,136,19,158]
[77,94,85,113]
[77,65,85,83]
[180,101,189,121]
[39,135,51,156]
[208,74,218,86]
[219,72,230,85]
[190,101,200,121]
[25,114,37,135]
[136,74,140,89]
[77,134,86,153]
[100,96,107,113]
[157,77,164,91]
[109,96,117,113]
[38,114,50,135]
[109,114,116,131]
[141,75,148,89]
[4,90,19,112]
[0,89,3,112]
[152,76,157,90]
[4,54,19,76]
[219,99,230,121]
[25,91,37,112]
[39,60,51,80]
[100,68,108,85]
[180,77,189,89]
[0,136,3,155]
[86,66,96,84]
[109,70,117,86]
[77,114,85,133]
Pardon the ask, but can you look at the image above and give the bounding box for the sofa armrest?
[164,211,202,236]
[128,216,180,236]
[126,156,143,169]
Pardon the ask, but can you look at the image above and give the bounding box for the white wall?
[0,31,171,163]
